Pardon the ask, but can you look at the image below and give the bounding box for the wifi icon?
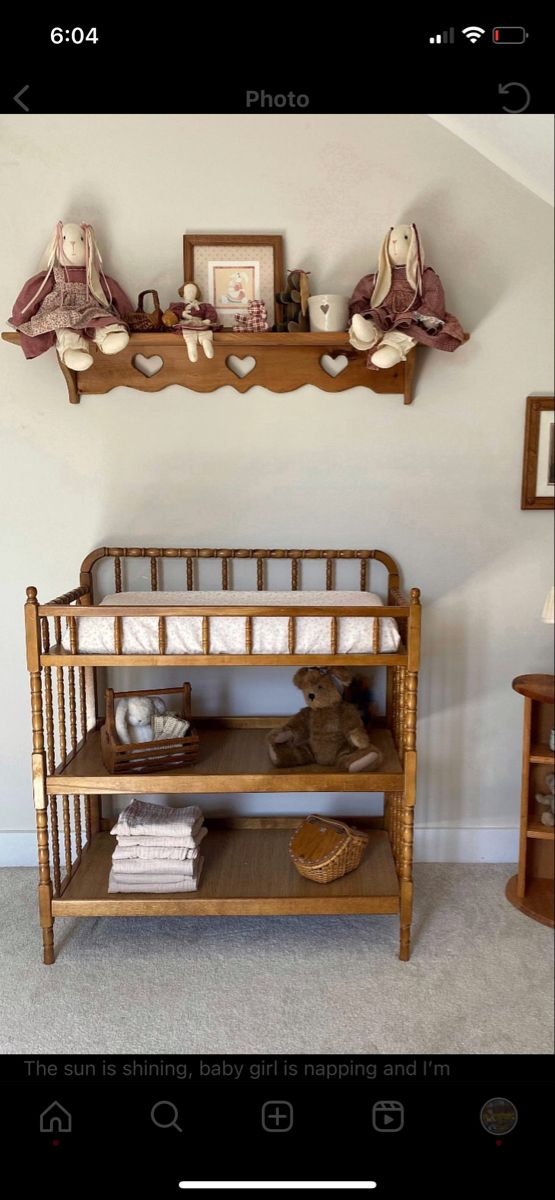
[462,25,485,42]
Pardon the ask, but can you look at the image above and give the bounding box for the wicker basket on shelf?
[289,814,368,884]
[100,683,199,774]
[125,290,164,332]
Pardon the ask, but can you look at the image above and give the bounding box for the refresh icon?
[498,82,531,112]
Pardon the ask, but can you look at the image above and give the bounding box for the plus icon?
[261,1100,294,1132]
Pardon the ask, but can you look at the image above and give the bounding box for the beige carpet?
[0,864,552,1055]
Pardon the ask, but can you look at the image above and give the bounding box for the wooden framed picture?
[521,395,555,510]
[183,234,284,328]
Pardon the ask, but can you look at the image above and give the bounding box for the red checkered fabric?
[233,301,269,332]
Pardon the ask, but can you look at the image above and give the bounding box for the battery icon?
[493,27,528,43]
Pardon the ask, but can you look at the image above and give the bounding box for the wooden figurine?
[275,269,311,332]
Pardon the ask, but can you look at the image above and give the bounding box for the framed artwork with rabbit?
[183,234,284,328]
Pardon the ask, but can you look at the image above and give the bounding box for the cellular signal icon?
[429,28,455,43]
[462,25,485,42]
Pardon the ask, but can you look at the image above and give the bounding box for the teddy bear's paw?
[270,729,293,745]
[348,748,382,773]
[267,742,280,765]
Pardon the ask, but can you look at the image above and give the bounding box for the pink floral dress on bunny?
[12,266,132,358]
[9,221,132,370]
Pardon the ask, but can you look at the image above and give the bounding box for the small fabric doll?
[233,300,269,332]
[166,282,222,362]
[9,221,133,371]
[348,223,467,369]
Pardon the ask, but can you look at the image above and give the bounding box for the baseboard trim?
[413,824,519,863]
[0,825,519,867]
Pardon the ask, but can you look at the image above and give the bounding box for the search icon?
[151,1101,183,1133]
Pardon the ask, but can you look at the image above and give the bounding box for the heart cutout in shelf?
[132,354,164,378]
[226,355,256,379]
[320,354,349,378]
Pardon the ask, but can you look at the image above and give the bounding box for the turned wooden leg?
[399,799,415,960]
[36,793,55,964]
[399,877,413,962]
[26,604,55,965]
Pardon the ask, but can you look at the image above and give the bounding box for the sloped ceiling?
[430,115,554,206]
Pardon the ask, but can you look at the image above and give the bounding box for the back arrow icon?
[14,85,30,112]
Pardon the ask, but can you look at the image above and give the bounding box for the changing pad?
[62,590,401,655]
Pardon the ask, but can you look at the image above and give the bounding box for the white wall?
[0,113,553,863]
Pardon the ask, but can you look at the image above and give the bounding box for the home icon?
[40,1101,72,1134]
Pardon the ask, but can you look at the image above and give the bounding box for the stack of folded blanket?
[107,798,206,893]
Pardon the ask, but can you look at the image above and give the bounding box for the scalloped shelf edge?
[2,330,424,405]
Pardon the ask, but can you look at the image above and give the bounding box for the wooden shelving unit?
[52,826,399,919]
[26,544,421,963]
[50,719,404,796]
[506,674,554,927]
[3,330,417,404]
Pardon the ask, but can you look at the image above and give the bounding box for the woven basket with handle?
[289,814,368,883]
[125,290,164,332]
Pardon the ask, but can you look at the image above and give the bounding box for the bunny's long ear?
[115,698,130,743]
[83,224,111,307]
[39,221,63,270]
[370,228,393,308]
[21,222,63,314]
[405,224,424,295]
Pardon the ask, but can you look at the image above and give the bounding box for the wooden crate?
[100,683,199,774]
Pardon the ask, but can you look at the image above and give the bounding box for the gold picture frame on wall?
[183,234,284,328]
[521,395,555,510]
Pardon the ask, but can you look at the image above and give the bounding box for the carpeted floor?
[0,864,552,1055]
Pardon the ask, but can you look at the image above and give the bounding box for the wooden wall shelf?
[2,331,417,405]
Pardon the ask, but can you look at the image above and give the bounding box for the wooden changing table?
[25,546,420,963]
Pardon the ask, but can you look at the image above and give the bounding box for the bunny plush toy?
[349,223,466,369]
[115,695,167,744]
[9,221,133,371]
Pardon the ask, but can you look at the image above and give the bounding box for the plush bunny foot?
[95,325,129,355]
[351,314,375,343]
[347,747,383,773]
[349,313,379,352]
[64,348,94,370]
[370,345,403,368]
[56,330,94,371]
[199,331,214,359]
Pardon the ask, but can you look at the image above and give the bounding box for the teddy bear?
[9,221,132,371]
[275,268,311,332]
[233,300,269,332]
[267,667,383,773]
[349,222,466,369]
[115,695,167,744]
[536,773,555,826]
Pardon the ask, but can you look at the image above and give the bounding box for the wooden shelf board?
[530,743,555,765]
[527,820,555,840]
[4,330,356,349]
[512,675,555,705]
[48,722,404,795]
[51,828,400,917]
[41,648,409,669]
[2,330,417,403]
[505,874,554,927]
